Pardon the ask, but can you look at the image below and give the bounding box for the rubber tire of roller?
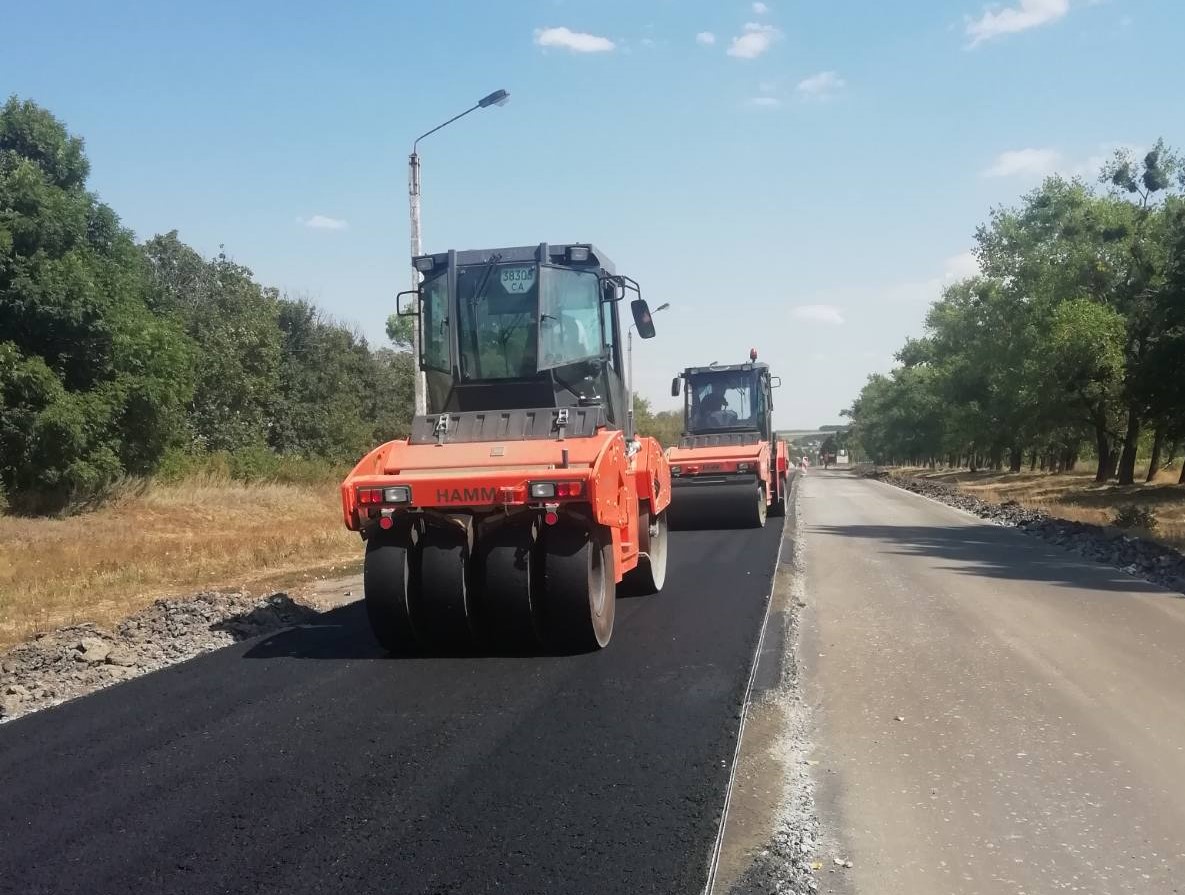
[363,534,419,654]
[415,527,475,650]
[543,525,615,651]
[750,484,768,529]
[769,476,787,517]
[478,522,541,649]
[621,509,669,595]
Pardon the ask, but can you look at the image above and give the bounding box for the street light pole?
[408,89,509,416]
[627,302,671,438]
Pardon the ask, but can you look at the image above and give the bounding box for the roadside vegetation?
[845,142,1185,488]
[0,97,415,515]
[898,466,1185,551]
[0,96,412,641]
[0,469,359,648]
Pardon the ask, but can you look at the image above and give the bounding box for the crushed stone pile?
[1,591,319,722]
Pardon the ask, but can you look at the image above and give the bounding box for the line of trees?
[845,141,1185,485]
[1,97,413,510]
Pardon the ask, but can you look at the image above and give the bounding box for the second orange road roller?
[666,350,790,529]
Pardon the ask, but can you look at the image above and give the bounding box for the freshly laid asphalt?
[0,523,784,895]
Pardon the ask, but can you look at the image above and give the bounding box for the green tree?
[0,97,193,505]
[141,232,281,452]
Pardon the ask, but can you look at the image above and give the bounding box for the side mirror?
[671,376,681,397]
[631,299,656,339]
[770,376,782,388]
[396,289,420,317]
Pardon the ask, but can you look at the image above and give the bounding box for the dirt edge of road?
[714,478,834,895]
[869,469,1185,597]
[0,573,362,723]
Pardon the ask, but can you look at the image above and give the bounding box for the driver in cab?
[696,388,737,428]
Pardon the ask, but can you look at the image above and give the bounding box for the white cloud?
[534,26,615,53]
[796,71,846,100]
[792,304,845,325]
[695,31,716,45]
[981,147,1062,178]
[727,23,782,59]
[942,251,980,281]
[966,0,1070,47]
[752,1,770,13]
[746,96,781,108]
[297,215,348,231]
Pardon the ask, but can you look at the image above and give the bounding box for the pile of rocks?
[881,473,1185,596]
[1,591,320,722]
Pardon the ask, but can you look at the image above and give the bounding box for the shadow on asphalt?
[811,522,1168,595]
[241,601,600,661]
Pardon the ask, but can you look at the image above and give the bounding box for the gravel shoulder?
[715,479,840,895]
[869,469,1185,597]
[0,578,359,723]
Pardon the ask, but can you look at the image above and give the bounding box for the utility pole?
[408,151,424,413]
[407,89,510,416]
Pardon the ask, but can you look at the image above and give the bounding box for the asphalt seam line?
[702,478,797,895]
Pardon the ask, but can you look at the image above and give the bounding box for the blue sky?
[3,0,1181,427]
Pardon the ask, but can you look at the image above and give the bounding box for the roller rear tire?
[415,527,475,650]
[748,485,768,529]
[364,534,419,654]
[769,476,787,517]
[543,525,615,651]
[621,509,668,596]
[478,522,541,649]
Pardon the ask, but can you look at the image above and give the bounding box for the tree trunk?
[1028,450,1037,471]
[1009,447,1023,473]
[1117,406,1140,485]
[1094,427,1111,482]
[1146,427,1164,483]
[1180,461,1185,485]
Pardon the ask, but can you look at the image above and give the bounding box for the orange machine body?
[342,430,670,583]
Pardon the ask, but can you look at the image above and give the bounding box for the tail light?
[357,486,411,505]
[528,480,585,500]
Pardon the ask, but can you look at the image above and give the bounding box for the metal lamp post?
[627,302,671,437]
[408,88,510,415]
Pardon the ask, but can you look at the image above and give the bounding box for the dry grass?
[0,474,361,648]
[903,465,1185,549]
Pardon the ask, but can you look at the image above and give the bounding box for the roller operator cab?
[341,243,671,654]
[666,350,790,529]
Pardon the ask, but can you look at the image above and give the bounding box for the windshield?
[539,266,602,369]
[686,369,763,433]
[458,262,539,379]
[455,262,606,381]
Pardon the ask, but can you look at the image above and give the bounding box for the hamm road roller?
[666,350,789,528]
[341,243,671,653]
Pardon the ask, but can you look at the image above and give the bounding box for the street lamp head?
[478,89,510,108]
[654,302,671,313]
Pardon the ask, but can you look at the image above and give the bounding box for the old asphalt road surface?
[802,470,1185,895]
[0,523,784,895]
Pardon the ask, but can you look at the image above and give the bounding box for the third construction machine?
[341,243,670,654]
[666,351,790,528]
